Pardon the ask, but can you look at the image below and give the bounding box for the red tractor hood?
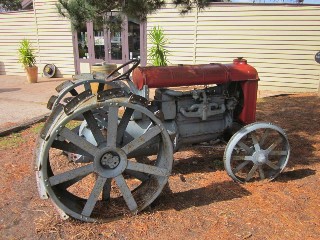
[132,58,259,90]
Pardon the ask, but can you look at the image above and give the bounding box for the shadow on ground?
[257,95,320,167]
[152,180,250,211]
[276,168,316,182]
[0,88,21,93]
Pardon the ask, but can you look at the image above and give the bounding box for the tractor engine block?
[153,85,238,148]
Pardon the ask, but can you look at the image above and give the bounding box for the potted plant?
[18,39,38,83]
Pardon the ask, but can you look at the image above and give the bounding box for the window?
[74,16,146,74]
[77,25,89,59]
[128,18,141,60]
[93,18,106,60]
[110,30,122,60]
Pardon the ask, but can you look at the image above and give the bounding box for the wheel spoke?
[59,128,99,156]
[49,163,94,186]
[251,133,261,151]
[51,140,92,156]
[266,137,283,153]
[102,178,112,201]
[245,164,258,181]
[237,141,253,154]
[59,175,87,190]
[127,161,169,177]
[125,169,149,182]
[232,155,253,161]
[70,89,78,96]
[94,113,109,129]
[266,160,280,170]
[114,174,138,212]
[83,111,105,145]
[224,123,289,184]
[258,166,265,180]
[121,126,161,155]
[117,108,134,145]
[233,161,250,174]
[106,106,119,148]
[83,82,92,91]
[259,129,270,146]
[269,150,287,156]
[82,176,107,217]
[97,83,105,92]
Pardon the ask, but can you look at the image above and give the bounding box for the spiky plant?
[18,39,36,68]
[148,26,170,66]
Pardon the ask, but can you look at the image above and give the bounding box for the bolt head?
[100,152,120,169]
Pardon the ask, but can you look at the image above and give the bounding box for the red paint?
[224,58,259,82]
[132,58,259,124]
[132,58,259,90]
[238,80,258,124]
[132,64,229,90]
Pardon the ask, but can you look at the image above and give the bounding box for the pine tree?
[56,0,213,31]
[0,0,22,12]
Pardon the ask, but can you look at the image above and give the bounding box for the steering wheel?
[105,58,140,82]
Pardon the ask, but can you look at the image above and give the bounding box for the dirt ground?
[0,93,319,240]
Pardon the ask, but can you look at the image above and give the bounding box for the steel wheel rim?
[36,96,173,222]
[224,122,290,183]
[50,79,130,110]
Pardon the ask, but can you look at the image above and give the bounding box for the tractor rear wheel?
[35,94,173,222]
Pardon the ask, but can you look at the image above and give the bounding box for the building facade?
[0,0,75,77]
[148,2,320,92]
[0,0,319,92]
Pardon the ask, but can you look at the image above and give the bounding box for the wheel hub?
[252,151,268,165]
[94,148,128,178]
[100,152,120,169]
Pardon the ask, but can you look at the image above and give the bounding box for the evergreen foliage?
[0,0,21,11]
[56,0,213,31]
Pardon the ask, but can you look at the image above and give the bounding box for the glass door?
[93,24,105,61]
[128,18,141,60]
[74,15,146,74]
[106,28,124,63]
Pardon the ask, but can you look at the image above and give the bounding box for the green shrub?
[148,26,170,66]
[18,39,36,68]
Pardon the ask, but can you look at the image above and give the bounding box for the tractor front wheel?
[224,122,290,183]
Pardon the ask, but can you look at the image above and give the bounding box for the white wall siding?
[0,11,37,75]
[33,0,74,77]
[0,0,75,77]
[147,4,320,92]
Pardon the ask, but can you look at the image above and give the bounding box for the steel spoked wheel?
[35,96,173,222]
[47,79,129,110]
[224,122,290,183]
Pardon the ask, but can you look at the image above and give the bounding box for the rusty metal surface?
[97,88,128,102]
[47,95,58,110]
[64,89,93,115]
[40,104,64,140]
[55,80,74,93]
[128,94,149,107]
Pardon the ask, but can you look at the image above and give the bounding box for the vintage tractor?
[35,58,290,222]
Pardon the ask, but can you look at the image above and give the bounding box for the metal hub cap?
[100,152,120,169]
[94,147,128,179]
[253,151,268,165]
